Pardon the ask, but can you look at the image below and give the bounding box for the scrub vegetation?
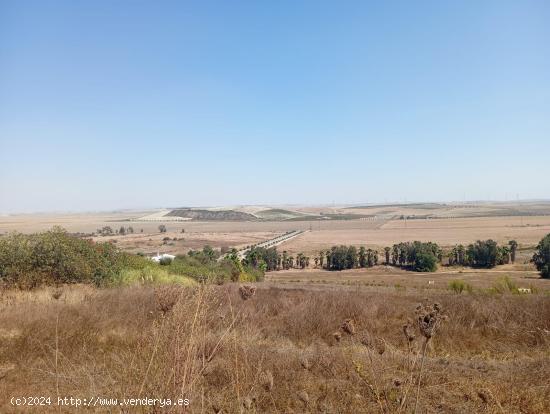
[0,285,548,413]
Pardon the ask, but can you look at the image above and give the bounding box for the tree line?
[237,235,550,277]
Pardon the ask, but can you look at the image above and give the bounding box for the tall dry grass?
[0,284,549,413]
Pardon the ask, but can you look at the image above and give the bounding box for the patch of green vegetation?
[346,203,445,210]
[253,208,308,221]
[166,209,257,221]
[285,213,373,221]
[114,267,196,286]
[0,228,263,289]
[0,227,126,288]
[448,279,473,294]
[490,276,518,294]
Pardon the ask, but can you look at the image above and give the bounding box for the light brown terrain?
[280,216,550,256]
[266,264,547,291]
[2,204,550,258]
[1,284,548,413]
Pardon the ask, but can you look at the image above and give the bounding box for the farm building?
[150,253,176,263]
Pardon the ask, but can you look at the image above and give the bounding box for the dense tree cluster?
[243,247,279,271]
[390,241,441,272]
[326,245,357,270]
[448,240,519,268]
[317,245,379,271]
[533,234,550,279]
[464,240,510,268]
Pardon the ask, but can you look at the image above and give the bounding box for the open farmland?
[2,205,550,259]
[279,215,550,256]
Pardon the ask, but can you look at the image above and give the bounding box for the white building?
[150,253,176,263]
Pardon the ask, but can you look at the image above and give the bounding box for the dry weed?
[0,285,548,413]
[239,285,256,300]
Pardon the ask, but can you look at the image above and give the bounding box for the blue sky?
[1,0,549,213]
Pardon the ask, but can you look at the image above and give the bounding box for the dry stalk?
[354,330,387,414]
[138,318,164,397]
[228,291,242,411]
[180,286,205,396]
[55,312,60,413]
[413,303,444,414]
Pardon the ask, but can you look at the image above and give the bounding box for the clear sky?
[1,0,549,213]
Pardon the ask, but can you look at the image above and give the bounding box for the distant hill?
[166,209,257,221]
[347,203,446,210]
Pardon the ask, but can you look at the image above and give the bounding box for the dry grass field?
[266,264,549,292]
[1,284,549,413]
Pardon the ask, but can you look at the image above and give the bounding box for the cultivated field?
[280,216,550,256]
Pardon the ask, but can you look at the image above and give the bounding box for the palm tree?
[366,249,374,267]
[499,246,510,265]
[384,247,391,265]
[509,240,518,263]
[391,245,399,265]
[359,246,367,268]
[457,244,466,265]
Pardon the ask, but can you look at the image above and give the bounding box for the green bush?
[113,267,195,286]
[414,252,438,272]
[448,279,473,294]
[168,255,262,284]
[0,227,123,288]
[0,228,265,288]
[491,276,518,294]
